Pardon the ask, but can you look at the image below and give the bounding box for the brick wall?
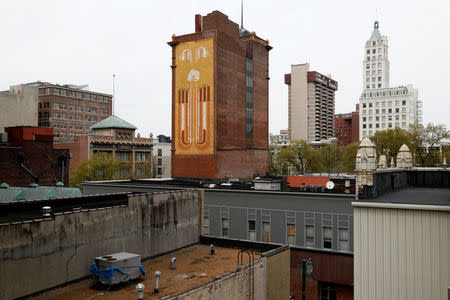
[170,11,269,179]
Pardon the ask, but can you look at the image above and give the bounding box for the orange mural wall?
[175,38,214,155]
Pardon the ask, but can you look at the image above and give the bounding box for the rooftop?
[32,244,260,300]
[362,187,450,207]
[91,115,137,130]
[0,184,81,204]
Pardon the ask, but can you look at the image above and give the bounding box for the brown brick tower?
[168,11,271,179]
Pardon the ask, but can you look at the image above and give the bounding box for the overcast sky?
[1,0,449,137]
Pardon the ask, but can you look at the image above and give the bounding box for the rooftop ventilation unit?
[90,252,145,285]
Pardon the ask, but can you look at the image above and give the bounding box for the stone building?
[359,21,422,139]
[285,63,338,142]
[54,115,152,178]
[168,11,271,179]
[152,135,171,178]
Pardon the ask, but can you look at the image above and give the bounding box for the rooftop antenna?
[112,74,115,116]
[240,0,243,29]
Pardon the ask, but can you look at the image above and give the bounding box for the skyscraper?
[168,11,271,179]
[359,22,422,140]
[285,63,338,142]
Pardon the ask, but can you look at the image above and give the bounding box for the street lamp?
[301,258,313,300]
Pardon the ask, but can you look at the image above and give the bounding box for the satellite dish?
[326,181,335,190]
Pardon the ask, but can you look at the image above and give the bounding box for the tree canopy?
[69,153,124,189]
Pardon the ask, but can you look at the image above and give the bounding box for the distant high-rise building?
[359,22,422,140]
[285,63,338,142]
[168,11,271,179]
[334,104,360,146]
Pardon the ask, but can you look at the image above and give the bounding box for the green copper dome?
[90,115,137,130]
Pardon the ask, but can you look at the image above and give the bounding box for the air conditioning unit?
[90,252,145,285]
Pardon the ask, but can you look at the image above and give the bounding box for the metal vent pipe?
[154,271,161,293]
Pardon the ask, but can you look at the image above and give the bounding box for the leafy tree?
[277,140,315,175]
[370,128,410,163]
[69,153,124,189]
[408,123,449,166]
[339,142,360,173]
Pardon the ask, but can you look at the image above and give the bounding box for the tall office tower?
[334,104,360,146]
[168,11,271,179]
[285,63,338,142]
[359,22,422,140]
[363,21,389,90]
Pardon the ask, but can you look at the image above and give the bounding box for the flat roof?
[361,187,450,206]
[32,244,260,300]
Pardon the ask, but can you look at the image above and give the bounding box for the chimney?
[356,103,360,112]
[195,14,202,33]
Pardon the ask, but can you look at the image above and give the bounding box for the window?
[382,123,386,128]
[221,218,229,237]
[305,225,314,247]
[115,152,130,161]
[375,109,379,114]
[366,64,370,69]
[376,123,379,128]
[388,101,392,107]
[378,70,381,75]
[402,122,406,127]
[248,220,256,241]
[338,228,349,251]
[245,57,253,138]
[388,109,392,113]
[402,115,406,120]
[369,124,372,128]
[378,76,381,81]
[368,103,372,108]
[362,110,366,115]
[362,117,366,122]
[376,116,379,121]
[378,84,381,88]
[378,63,381,68]
[158,149,162,156]
[368,116,372,122]
[372,84,375,88]
[362,103,366,108]
[323,227,332,249]
[382,102,386,107]
[372,70,376,75]
[367,56,370,61]
[136,152,149,162]
[395,108,399,113]
[369,110,372,115]
[372,48,376,53]
[395,100,399,106]
[366,77,369,82]
[402,100,406,105]
[320,283,336,300]
[367,50,370,54]
[402,107,406,113]
[203,215,209,235]
[378,48,381,53]
[366,71,370,75]
[388,115,392,121]
[378,55,381,59]
[262,221,270,242]
[287,224,295,245]
[388,123,392,128]
[372,63,375,69]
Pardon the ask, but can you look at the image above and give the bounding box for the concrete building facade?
[334,104,360,146]
[359,22,422,140]
[168,11,271,179]
[152,140,171,178]
[0,82,39,132]
[285,63,338,142]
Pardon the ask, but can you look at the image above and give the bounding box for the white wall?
[354,203,450,300]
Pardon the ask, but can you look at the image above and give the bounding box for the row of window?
[363,122,408,129]
[366,55,383,61]
[366,69,382,76]
[51,112,98,122]
[362,89,408,98]
[366,76,382,83]
[40,88,110,102]
[362,100,407,108]
[51,103,109,115]
[362,108,407,115]
[366,47,383,55]
[203,217,350,252]
[362,123,408,136]
[53,122,90,129]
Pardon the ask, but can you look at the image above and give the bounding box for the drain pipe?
[61,159,64,185]
[136,283,145,300]
[154,271,161,293]
[20,163,38,183]
[170,257,176,270]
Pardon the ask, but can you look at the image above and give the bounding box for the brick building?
[0,126,70,186]
[334,104,360,146]
[37,83,112,142]
[285,63,338,142]
[55,115,153,178]
[168,11,271,179]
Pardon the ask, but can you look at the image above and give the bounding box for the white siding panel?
[354,206,450,300]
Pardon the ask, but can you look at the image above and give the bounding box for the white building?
[270,129,289,147]
[359,21,422,140]
[151,135,171,178]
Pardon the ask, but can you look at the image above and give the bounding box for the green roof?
[90,115,137,130]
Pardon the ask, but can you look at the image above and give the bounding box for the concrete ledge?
[352,201,450,211]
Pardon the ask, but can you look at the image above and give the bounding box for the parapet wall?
[0,190,203,300]
[359,169,449,199]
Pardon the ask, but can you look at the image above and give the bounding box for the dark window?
[320,282,336,300]
[157,149,162,156]
[221,218,229,237]
[245,58,253,138]
[323,226,332,249]
[248,220,256,241]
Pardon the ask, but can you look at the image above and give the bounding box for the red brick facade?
[37,85,112,143]
[334,105,360,146]
[169,11,271,179]
[290,248,354,300]
[0,127,70,186]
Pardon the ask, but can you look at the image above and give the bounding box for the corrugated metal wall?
[354,206,450,300]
